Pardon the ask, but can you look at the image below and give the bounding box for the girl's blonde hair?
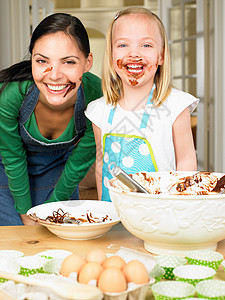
[102,7,171,107]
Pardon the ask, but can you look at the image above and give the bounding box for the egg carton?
[68,270,154,300]
[42,246,156,299]
[0,273,154,300]
[101,280,154,300]
[0,279,63,300]
[65,248,156,300]
[0,247,156,300]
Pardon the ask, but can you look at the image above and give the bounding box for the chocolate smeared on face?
[44,67,53,73]
[63,82,76,98]
[148,65,153,71]
[129,79,138,86]
[117,58,154,86]
[117,59,123,69]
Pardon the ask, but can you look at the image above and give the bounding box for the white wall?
[0,0,30,69]
[0,0,54,70]
[89,37,105,78]
[0,0,11,69]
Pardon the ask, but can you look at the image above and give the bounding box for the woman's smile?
[32,31,92,109]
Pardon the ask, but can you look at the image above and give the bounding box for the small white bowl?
[27,200,120,240]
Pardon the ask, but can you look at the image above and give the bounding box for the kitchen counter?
[0,222,147,256]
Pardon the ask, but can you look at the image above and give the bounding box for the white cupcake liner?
[43,257,65,274]
[185,250,224,270]
[156,255,187,268]
[173,264,216,285]
[15,256,48,276]
[182,298,209,300]
[220,260,225,273]
[155,255,187,280]
[149,264,165,282]
[0,257,21,283]
[0,250,24,260]
[196,279,225,298]
[35,249,72,260]
[152,281,195,300]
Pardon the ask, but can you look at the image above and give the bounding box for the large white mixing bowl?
[107,172,225,256]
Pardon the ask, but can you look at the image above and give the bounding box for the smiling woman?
[0,13,102,226]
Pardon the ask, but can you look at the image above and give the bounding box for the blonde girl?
[85,7,199,201]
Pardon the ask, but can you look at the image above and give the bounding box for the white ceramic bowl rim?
[27,200,120,227]
[107,184,225,200]
[107,171,225,199]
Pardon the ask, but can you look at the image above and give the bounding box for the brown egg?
[60,254,85,277]
[98,267,127,293]
[102,255,126,270]
[78,262,103,284]
[85,248,107,265]
[122,260,149,284]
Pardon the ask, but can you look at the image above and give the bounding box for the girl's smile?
[117,59,147,77]
[117,58,155,86]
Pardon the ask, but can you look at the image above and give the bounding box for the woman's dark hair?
[0,13,90,85]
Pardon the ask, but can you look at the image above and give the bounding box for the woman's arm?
[92,123,103,200]
[48,121,96,202]
[172,107,197,171]
[0,82,33,214]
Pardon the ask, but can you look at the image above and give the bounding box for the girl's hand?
[20,214,37,225]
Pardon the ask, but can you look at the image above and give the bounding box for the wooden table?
[1,223,225,299]
[0,223,149,256]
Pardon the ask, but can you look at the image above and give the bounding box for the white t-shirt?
[85,88,199,171]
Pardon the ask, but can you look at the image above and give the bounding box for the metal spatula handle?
[109,162,149,194]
